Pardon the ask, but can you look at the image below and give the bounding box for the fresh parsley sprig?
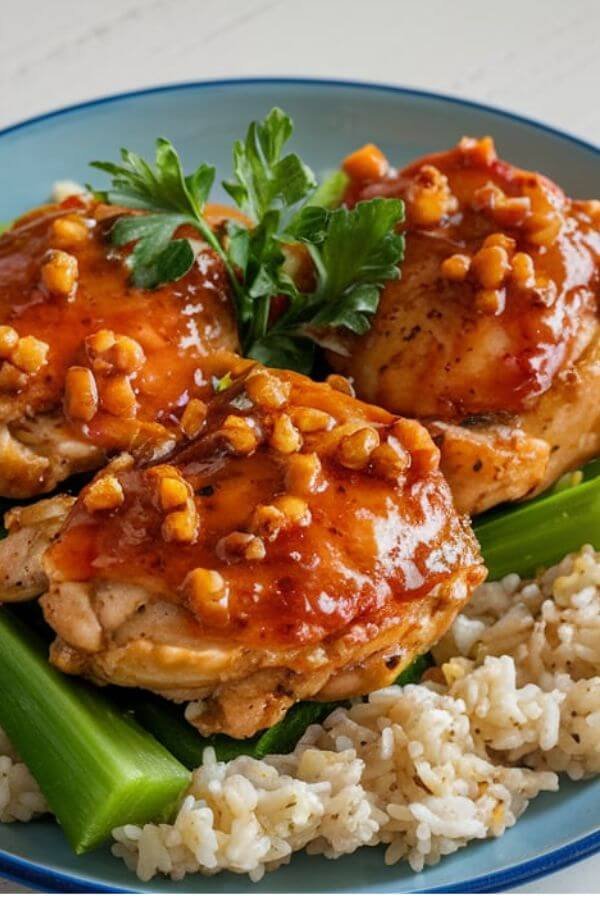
[90,108,405,374]
[223,107,317,222]
[241,198,404,372]
[90,141,242,299]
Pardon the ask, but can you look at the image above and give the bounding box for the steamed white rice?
[2,546,599,882]
[0,728,48,823]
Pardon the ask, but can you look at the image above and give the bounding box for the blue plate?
[0,78,598,893]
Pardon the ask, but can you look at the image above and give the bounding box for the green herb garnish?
[211,371,233,393]
[222,107,316,222]
[90,141,231,291]
[90,108,404,374]
[257,197,404,372]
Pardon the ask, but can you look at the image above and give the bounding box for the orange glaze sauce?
[344,140,599,416]
[47,370,483,649]
[0,199,240,446]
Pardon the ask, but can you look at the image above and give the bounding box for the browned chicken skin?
[0,495,75,602]
[331,138,600,513]
[1,365,485,738]
[0,198,239,498]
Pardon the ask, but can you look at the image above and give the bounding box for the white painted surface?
[0,0,598,892]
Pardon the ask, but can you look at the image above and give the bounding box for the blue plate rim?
[0,75,598,157]
[0,75,598,893]
[0,825,599,894]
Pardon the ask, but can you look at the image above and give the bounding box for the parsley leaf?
[111,214,191,288]
[90,141,226,290]
[221,107,319,350]
[305,198,405,332]
[315,199,405,302]
[89,109,405,375]
[92,140,215,216]
[248,333,316,374]
[264,198,405,367]
[223,107,317,221]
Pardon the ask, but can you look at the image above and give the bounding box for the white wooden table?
[0,0,598,891]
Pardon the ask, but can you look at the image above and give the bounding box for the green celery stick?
[474,461,600,582]
[306,169,349,209]
[0,611,190,853]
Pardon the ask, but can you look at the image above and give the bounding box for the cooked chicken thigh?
[0,197,239,498]
[0,495,75,602]
[331,138,600,513]
[2,364,484,738]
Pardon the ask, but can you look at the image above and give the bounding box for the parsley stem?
[251,295,271,344]
[305,243,328,302]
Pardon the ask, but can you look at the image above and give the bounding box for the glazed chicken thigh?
[0,197,239,498]
[0,495,75,602]
[332,138,600,513]
[0,365,484,738]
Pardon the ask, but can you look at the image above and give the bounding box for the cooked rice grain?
[435,544,600,687]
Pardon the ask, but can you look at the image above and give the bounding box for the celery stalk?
[0,611,190,853]
[474,462,600,582]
